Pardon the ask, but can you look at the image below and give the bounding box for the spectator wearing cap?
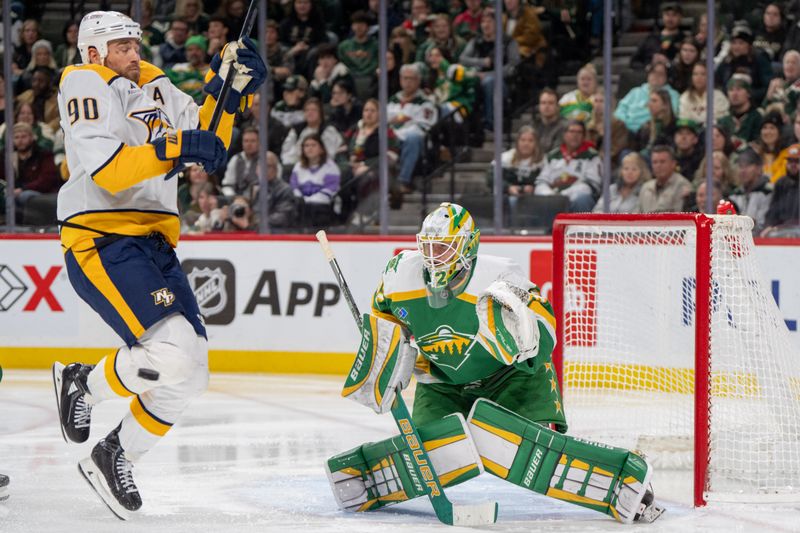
[166,35,210,104]
[715,23,774,105]
[615,61,680,134]
[674,118,704,179]
[311,43,352,104]
[763,143,800,233]
[750,110,791,183]
[679,62,730,123]
[387,63,438,192]
[266,19,294,84]
[637,144,692,213]
[0,122,62,217]
[338,11,379,100]
[535,120,602,212]
[159,18,190,69]
[669,38,700,94]
[272,75,308,129]
[764,50,800,116]
[730,148,773,234]
[15,66,59,132]
[718,74,763,147]
[416,14,467,64]
[460,7,521,132]
[630,2,686,70]
[753,3,785,65]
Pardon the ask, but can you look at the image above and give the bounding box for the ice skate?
[53,362,94,444]
[0,473,9,501]
[78,425,141,520]
[634,486,665,523]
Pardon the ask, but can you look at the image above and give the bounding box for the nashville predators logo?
[151,288,175,307]
[416,326,475,369]
[129,107,175,142]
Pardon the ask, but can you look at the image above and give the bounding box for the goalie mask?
[417,202,480,307]
[78,11,142,64]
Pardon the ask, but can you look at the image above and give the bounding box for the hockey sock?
[467,399,653,523]
[326,413,483,512]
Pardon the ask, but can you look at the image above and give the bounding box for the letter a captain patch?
[151,288,175,307]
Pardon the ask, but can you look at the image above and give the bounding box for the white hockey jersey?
[56,61,233,250]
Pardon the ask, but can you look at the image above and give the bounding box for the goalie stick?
[316,230,498,527]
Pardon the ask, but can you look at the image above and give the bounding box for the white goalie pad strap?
[342,314,416,414]
[476,279,540,364]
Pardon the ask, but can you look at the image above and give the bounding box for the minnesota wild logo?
[416,325,476,369]
[129,107,175,142]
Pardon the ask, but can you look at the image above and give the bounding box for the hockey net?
[551,214,800,506]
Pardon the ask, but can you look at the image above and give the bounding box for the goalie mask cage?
[551,213,800,507]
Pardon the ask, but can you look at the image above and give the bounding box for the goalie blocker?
[327,399,664,524]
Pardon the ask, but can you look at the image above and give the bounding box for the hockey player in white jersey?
[51,11,265,519]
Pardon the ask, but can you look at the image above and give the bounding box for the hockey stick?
[316,230,498,527]
[208,0,258,133]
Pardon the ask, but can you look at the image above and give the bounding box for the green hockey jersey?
[370,251,557,385]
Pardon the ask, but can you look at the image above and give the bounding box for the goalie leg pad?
[326,413,483,512]
[467,399,660,523]
[341,314,416,414]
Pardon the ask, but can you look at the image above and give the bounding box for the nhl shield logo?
[183,259,236,325]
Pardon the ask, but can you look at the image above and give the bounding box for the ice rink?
[1,370,799,532]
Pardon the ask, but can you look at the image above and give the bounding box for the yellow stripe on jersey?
[385,288,427,302]
[456,292,477,304]
[103,350,135,397]
[130,396,172,436]
[529,300,557,331]
[60,63,120,87]
[138,60,167,86]
[60,210,180,251]
[198,94,235,149]
[91,142,174,195]
[72,246,145,338]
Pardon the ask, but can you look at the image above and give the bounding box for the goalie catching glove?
[476,278,541,365]
[341,314,416,414]
[204,37,267,113]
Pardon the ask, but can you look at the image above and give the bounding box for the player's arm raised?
[198,37,267,148]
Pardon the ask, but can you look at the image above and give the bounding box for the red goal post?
[551,213,800,507]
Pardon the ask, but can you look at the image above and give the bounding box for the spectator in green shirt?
[338,11,378,100]
[166,35,210,104]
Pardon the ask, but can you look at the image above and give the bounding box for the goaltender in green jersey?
[326,202,665,524]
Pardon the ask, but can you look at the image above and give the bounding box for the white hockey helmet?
[78,11,142,64]
[417,202,480,290]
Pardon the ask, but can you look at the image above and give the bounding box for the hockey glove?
[342,314,416,414]
[204,38,267,113]
[152,129,228,175]
[476,279,540,365]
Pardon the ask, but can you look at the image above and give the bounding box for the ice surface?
[1,371,799,532]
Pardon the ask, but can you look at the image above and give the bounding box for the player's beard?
[104,58,140,84]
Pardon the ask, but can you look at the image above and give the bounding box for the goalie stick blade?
[451,501,499,526]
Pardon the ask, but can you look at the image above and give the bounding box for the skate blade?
[78,457,131,521]
[51,362,69,444]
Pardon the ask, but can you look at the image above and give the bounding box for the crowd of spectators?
[2,1,800,237]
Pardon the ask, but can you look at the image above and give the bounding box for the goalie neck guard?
[78,11,142,64]
[416,202,480,308]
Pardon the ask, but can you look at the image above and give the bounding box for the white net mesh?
[558,215,800,501]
